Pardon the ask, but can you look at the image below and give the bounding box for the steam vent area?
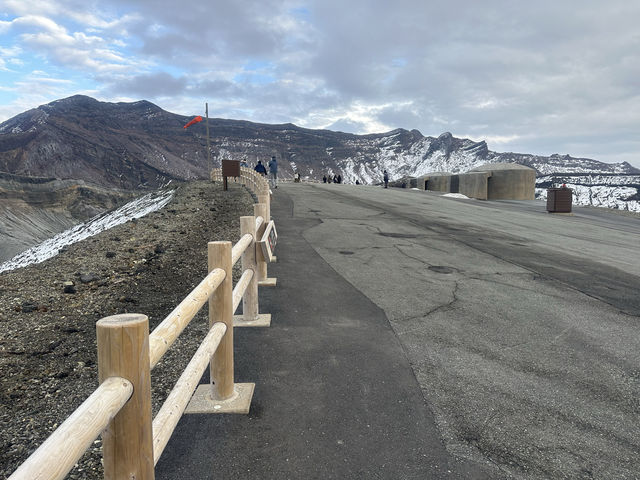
[418,163,536,200]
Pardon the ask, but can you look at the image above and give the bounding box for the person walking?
[254,160,267,175]
[268,155,278,189]
[383,170,389,188]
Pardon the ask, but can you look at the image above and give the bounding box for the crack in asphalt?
[395,281,462,336]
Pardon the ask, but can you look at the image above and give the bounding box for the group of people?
[253,156,278,189]
[322,174,342,184]
[323,170,389,188]
[247,157,390,190]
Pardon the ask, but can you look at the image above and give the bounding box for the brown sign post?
[221,159,241,191]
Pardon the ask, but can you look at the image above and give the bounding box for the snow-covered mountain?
[535,174,640,212]
[331,131,638,184]
[1,95,638,211]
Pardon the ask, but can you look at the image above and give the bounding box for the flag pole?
[205,102,210,176]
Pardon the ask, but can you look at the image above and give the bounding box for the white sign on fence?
[259,221,277,263]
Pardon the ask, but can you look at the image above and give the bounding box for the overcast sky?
[1,0,639,167]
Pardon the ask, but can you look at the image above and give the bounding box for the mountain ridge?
[1,95,637,190]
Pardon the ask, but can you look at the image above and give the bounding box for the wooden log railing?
[7,377,133,480]
[213,167,275,287]
[212,166,271,222]
[9,168,276,480]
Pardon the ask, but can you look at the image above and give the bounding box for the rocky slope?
[0,172,135,263]
[0,180,254,479]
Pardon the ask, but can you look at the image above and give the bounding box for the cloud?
[2,9,145,77]
[0,45,22,71]
[107,71,187,97]
[107,0,310,66]
[0,70,95,121]
[1,0,639,166]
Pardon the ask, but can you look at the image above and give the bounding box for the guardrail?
[9,169,275,480]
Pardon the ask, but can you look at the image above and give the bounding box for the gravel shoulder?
[0,180,254,479]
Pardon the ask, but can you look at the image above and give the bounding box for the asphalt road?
[158,183,484,479]
[157,182,639,480]
[281,183,640,479]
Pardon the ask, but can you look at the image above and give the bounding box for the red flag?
[183,116,203,129]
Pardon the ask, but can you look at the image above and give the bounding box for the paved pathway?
[158,183,640,479]
[156,185,487,479]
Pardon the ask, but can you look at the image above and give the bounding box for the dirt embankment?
[0,180,254,479]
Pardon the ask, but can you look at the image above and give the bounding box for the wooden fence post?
[209,241,234,400]
[239,216,257,321]
[186,242,254,414]
[97,314,154,480]
[258,194,270,224]
[234,216,271,327]
[247,170,254,191]
[254,203,268,283]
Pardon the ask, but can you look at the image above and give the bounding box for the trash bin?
[546,187,573,213]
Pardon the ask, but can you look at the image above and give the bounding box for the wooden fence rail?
[8,377,133,480]
[152,322,227,464]
[9,168,274,480]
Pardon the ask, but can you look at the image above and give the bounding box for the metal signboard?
[221,159,240,177]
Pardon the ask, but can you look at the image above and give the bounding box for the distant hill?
[1,95,637,191]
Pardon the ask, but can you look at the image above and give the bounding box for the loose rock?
[0,181,253,478]
[20,302,38,313]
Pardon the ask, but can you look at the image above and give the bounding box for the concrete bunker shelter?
[462,163,536,200]
[388,176,417,189]
[419,163,536,200]
[418,172,453,192]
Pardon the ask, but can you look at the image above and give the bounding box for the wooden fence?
[9,169,275,480]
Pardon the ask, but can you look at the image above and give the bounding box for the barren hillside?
[0,180,253,479]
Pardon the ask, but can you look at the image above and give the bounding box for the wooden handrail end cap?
[97,313,148,327]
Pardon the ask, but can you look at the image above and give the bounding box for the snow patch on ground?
[443,193,470,199]
[0,190,174,273]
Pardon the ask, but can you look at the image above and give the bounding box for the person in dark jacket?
[268,156,278,188]
[323,175,327,183]
[254,160,267,175]
[337,174,342,184]
[383,170,389,188]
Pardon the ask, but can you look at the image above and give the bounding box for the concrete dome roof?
[421,171,453,176]
[469,162,535,173]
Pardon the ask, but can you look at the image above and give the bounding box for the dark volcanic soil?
[0,180,254,479]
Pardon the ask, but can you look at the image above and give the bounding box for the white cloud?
[0,45,22,70]
[0,70,96,120]
[0,0,639,167]
[3,13,144,75]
